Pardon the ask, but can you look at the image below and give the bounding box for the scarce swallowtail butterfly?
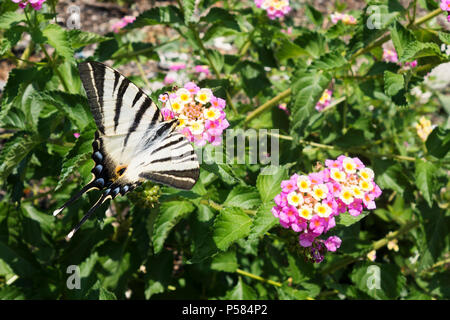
[54,61,200,239]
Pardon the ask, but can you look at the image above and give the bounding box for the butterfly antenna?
[53,180,98,216]
[66,191,111,240]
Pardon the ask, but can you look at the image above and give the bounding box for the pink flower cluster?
[164,65,210,85]
[382,48,418,69]
[254,0,291,20]
[111,16,136,33]
[330,12,357,25]
[158,82,229,147]
[441,0,450,22]
[12,0,45,10]
[315,89,332,111]
[271,156,382,262]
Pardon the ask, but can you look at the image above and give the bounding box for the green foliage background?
[0,0,449,299]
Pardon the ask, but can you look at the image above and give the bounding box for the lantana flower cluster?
[330,12,357,25]
[440,0,450,22]
[272,156,382,262]
[415,116,435,141]
[382,47,418,69]
[111,16,136,33]
[159,82,229,146]
[12,0,45,10]
[254,0,291,20]
[315,89,333,111]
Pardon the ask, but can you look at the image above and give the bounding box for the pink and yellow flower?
[272,156,382,262]
[160,82,229,147]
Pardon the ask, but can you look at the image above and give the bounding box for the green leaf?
[400,41,445,62]
[275,38,308,61]
[373,159,409,195]
[336,211,370,227]
[426,127,450,159]
[223,278,257,299]
[153,200,195,254]
[42,24,74,61]
[130,6,183,28]
[201,7,239,32]
[224,186,260,210]
[290,68,332,139]
[182,0,195,24]
[213,207,252,251]
[0,132,38,181]
[415,159,437,207]
[0,11,24,28]
[305,4,323,27]
[85,280,117,300]
[67,29,111,49]
[56,126,96,190]
[310,52,348,71]
[31,91,92,130]
[438,32,450,45]
[211,249,238,272]
[256,165,288,203]
[390,21,416,59]
[417,202,449,271]
[384,71,404,97]
[248,202,278,242]
[350,263,406,299]
[294,31,325,59]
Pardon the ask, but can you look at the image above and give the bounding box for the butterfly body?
[54,61,200,238]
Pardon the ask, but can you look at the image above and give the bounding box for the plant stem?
[244,88,291,124]
[111,36,181,60]
[135,58,151,90]
[235,268,282,287]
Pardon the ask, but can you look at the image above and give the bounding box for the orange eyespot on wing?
[115,164,128,177]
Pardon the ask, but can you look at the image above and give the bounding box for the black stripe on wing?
[139,168,199,190]
[79,62,106,134]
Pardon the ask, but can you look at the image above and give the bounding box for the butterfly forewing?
[54,61,200,238]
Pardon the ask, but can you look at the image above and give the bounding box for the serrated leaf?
[256,165,288,203]
[415,159,437,207]
[130,6,183,28]
[0,132,38,180]
[31,91,92,131]
[85,280,117,300]
[67,29,111,49]
[438,32,450,45]
[310,52,348,71]
[224,186,260,210]
[305,4,323,26]
[213,207,252,251]
[400,41,444,62]
[0,11,24,28]
[153,201,195,254]
[336,211,370,227]
[290,68,332,139]
[223,278,256,300]
[275,38,308,61]
[248,202,278,242]
[42,24,74,61]
[211,249,238,272]
[182,0,195,24]
[390,21,416,59]
[384,71,404,97]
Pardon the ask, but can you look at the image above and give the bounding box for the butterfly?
[53,61,200,239]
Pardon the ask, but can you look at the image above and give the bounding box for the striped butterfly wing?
[54,61,199,239]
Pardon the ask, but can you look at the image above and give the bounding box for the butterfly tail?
[66,191,111,240]
[53,180,99,216]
